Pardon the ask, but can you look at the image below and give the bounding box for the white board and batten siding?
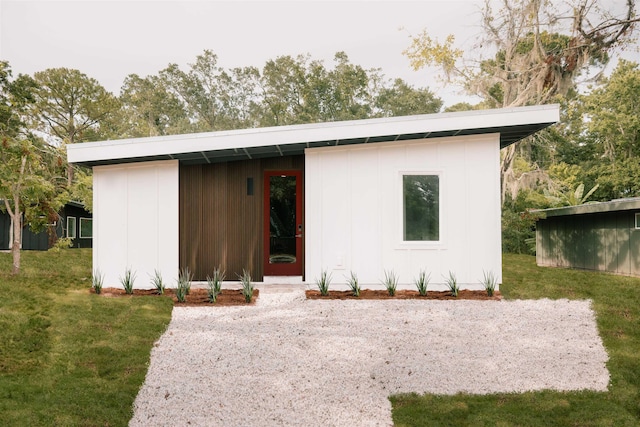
[305,134,502,291]
[92,160,179,289]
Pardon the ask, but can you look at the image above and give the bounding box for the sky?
[1,0,638,108]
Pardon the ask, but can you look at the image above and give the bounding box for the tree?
[258,54,311,126]
[119,73,190,137]
[33,68,120,185]
[404,0,639,202]
[583,60,640,161]
[0,62,64,274]
[374,78,443,117]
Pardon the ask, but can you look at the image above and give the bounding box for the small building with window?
[0,201,92,250]
[67,105,558,289]
[535,198,640,277]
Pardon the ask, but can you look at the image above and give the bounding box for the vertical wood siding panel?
[180,155,304,281]
[179,165,203,277]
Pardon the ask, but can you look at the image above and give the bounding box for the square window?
[635,213,640,229]
[66,217,76,239]
[79,218,92,239]
[403,174,439,241]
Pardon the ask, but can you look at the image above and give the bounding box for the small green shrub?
[92,268,104,295]
[481,270,497,297]
[381,269,398,296]
[176,268,192,303]
[238,269,253,303]
[49,237,73,252]
[346,271,360,297]
[414,269,430,296]
[120,268,136,295]
[207,267,225,303]
[444,271,459,297]
[150,269,165,295]
[315,269,332,296]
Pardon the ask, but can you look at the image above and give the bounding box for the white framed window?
[402,173,440,242]
[66,216,77,239]
[79,218,92,239]
[635,213,640,229]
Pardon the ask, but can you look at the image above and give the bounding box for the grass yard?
[0,249,173,426]
[2,250,639,426]
[391,253,640,426]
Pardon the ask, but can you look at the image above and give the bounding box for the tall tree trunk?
[11,211,21,275]
[6,194,22,275]
[500,144,517,203]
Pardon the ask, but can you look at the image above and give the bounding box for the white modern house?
[67,105,559,290]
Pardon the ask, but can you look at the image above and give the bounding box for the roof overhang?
[67,104,560,167]
[534,198,640,218]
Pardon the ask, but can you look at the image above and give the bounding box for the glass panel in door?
[264,171,302,276]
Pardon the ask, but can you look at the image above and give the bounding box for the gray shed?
[535,198,640,276]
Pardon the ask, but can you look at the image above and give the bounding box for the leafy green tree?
[119,73,190,137]
[374,78,442,117]
[258,54,309,126]
[583,60,640,161]
[33,68,120,185]
[0,62,65,274]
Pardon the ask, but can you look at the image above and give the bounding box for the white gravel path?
[130,290,609,427]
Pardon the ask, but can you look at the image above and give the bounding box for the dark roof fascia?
[534,198,640,218]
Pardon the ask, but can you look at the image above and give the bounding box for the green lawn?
[0,249,173,426]
[2,250,639,426]
[391,253,640,426]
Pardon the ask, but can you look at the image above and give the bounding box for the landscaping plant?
[381,269,398,296]
[414,269,430,296]
[315,269,332,296]
[481,269,497,297]
[150,269,165,295]
[346,271,360,297]
[206,267,225,303]
[444,271,459,297]
[92,268,104,295]
[120,267,136,294]
[176,267,192,303]
[239,268,253,303]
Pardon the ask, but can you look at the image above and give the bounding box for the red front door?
[263,170,303,276]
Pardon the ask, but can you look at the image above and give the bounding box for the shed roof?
[67,104,560,167]
[535,198,640,218]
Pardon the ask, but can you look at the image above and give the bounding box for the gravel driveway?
[130,290,609,426]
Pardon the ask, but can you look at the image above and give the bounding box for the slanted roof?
[67,104,560,167]
[535,198,640,218]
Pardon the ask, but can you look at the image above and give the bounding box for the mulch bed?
[305,289,502,300]
[94,287,259,306]
[93,287,500,306]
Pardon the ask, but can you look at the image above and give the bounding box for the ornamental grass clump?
[239,269,253,303]
[444,271,459,297]
[120,268,136,295]
[176,267,192,303]
[92,268,104,295]
[315,269,332,296]
[346,271,360,297]
[150,269,165,295]
[481,270,497,297]
[207,267,225,303]
[414,269,430,296]
[381,269,398,296]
